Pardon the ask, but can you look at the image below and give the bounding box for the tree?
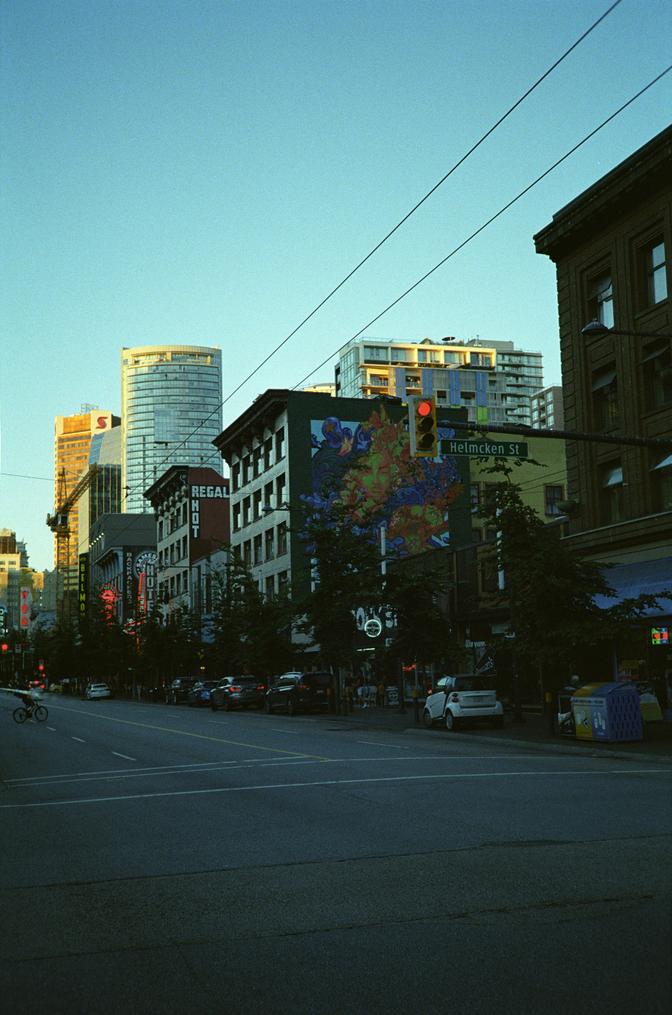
[478,467,668,684]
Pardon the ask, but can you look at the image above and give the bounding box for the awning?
[594,556,672,617]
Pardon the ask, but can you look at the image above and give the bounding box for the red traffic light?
[1,643,8,653]
[417,399,433,417]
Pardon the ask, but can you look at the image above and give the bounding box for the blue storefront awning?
[594,556,672,617]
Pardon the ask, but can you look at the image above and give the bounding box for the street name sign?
[441,438,529,458]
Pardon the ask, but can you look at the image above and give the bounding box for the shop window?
[642,339,672,410]
[544,485,565,517]
[600,462,624,524]
[592,364,619,429]
[650,452,672,512]
[587,271,614,328]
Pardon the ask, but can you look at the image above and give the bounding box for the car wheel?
[423,709,434,729]
[445,710,460,732]
[223,698,232,712]
[264,698,272,714]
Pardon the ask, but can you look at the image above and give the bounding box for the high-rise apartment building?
[54,409,119,571]
[121,345,223,514]
[530,385,565,430]
[335,336,543,425]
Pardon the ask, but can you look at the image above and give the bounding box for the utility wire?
[293,64,672,391]
[122,0,625,504]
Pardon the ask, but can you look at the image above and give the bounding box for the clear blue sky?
[2,0,671,571]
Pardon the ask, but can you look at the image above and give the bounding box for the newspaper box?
[571,682,643,743]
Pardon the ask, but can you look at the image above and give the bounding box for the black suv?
[265,671,333,715]
[166,677,198,705]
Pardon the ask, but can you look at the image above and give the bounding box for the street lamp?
[581,319,672,340]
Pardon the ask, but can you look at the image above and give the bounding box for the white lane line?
[2,767,668,809]
[357,740,409,750]
[270,728,300,734]
[71,737,86,743]
[111,752,136,761]
[46,726,56,731]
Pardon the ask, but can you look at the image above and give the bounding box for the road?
[1,694,670,1014]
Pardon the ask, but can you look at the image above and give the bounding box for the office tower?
[53,409,119,571]
[335,336,543,426]
[121,345,223,514]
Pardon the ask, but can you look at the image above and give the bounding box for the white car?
[423,675,503,731]
[85,682,112,700]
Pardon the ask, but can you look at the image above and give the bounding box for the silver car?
[423,675,503,731]
[85,682,112,700]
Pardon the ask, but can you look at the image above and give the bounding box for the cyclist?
[15,688,37,719]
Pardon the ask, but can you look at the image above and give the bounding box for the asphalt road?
[1,693,670,1015]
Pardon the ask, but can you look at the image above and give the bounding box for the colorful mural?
[307,405,463,556]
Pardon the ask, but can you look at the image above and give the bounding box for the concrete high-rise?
[335,336,543,426]
[121,345,223,514]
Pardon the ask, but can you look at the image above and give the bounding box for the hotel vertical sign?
[78,553,89,618]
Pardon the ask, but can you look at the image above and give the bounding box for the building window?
[231,463,240,492]
[243,540,252,566]
[253,489,262,521]
[253,534,262,565]
[591,365,619,429]
[263,438,273,471]
[642,238,668,307]
[471,527,483,543]
[642,339,672,410]
[265,528,274,561]
[241,456,250,486]
[482,483,499,515]
[587,271,614,328]
[232,502,241,532]
[182,535,188,559]
[650,452,672,512]
[275,427,285,461]
[277,522,288,556]
[469,484,480,514]
[265,574,275,599]
[242,496,251,527]
[263,481,274,511]
[600,462,624,524]
[276,473,286,506]
[252,446,262,479]
[544,485,565,517]
[278,570,289,593]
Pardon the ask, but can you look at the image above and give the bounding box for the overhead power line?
[293,63,672,391]
[123,0,625,504]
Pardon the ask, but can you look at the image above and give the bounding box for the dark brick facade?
[534,126,672,563]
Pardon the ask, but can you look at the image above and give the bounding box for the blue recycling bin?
[571,682,643,742]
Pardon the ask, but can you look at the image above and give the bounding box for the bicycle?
[13,703,48,723]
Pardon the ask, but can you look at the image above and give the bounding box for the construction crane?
[46,465,98,625]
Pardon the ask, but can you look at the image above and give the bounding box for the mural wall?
[308,405,462,557]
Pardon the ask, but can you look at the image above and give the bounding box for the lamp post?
[581,320,672,340]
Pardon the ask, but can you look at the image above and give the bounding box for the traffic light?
[408,395,438,457]
[1,643,8,653]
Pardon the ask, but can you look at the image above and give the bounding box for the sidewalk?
[316,703,672,763]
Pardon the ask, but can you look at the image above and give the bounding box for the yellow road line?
[46,703,329,761]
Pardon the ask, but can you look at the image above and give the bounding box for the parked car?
[187,681,219,706]
[265,671,332,715]
[85,682,112,700]
[167,677,198,705]
[210,676,267,711]
[423,675,503,731]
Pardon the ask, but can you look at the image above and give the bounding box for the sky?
[1,0,671,572]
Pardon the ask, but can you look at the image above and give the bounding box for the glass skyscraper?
[121,345,223,514]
